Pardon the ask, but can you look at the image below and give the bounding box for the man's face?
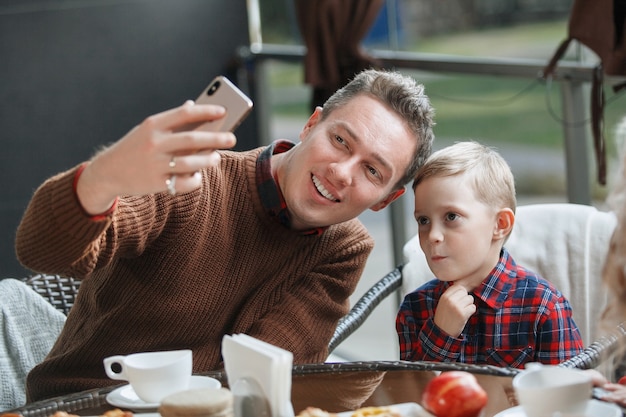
[274,94,416,230]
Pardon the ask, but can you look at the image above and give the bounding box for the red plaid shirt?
[396,248,584,368]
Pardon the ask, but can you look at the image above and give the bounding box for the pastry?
[351,406,401,417]
[297,407,402,417]
[296,407,338,417]
[158,387,233,417]
[296,405,401,417]
[101,409,133,417]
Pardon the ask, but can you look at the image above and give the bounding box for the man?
[15,69,435,401]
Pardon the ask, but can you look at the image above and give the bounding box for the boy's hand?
[433,284,476,337]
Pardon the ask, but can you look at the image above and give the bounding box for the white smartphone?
[194,75,253,132]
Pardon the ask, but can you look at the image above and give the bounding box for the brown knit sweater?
[15,146,373,402]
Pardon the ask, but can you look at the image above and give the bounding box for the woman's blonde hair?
[602,116,626,328]
[599,116,626,379]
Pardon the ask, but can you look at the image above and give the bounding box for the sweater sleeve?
[15,165,199,278]
[15,165,114,276]
[241,224,374,364]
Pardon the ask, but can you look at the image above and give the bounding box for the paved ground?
[270,114,588,362]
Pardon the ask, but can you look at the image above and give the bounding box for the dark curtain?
[294,0,385,111]
[543,0,626,185]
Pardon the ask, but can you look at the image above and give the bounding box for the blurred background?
[2,0,625,360]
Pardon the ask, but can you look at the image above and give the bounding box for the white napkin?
[222,334,294,417]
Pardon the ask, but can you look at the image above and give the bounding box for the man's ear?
[299,106,323,142]
[493,208,515,240]
[370,187,406,212]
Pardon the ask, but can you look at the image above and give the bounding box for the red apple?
[422,371,488,417]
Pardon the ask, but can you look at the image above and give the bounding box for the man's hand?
[433,284,476,337]
[76,101,237,215]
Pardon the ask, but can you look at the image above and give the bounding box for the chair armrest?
[559,323,626,370]
[21,274,80,316]
[328,265,404,354]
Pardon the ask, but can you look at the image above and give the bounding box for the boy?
[396,141,583,368]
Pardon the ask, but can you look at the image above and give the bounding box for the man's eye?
[367,166,380,177]
[416,216,429,225]
[334,135,346,145]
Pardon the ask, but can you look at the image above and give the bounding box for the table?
[5,361,520,417]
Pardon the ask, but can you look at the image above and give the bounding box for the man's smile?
[312,175,339,202]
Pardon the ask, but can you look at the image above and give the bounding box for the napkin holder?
[222,334,294,417]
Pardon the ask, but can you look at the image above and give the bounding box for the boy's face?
[273,94,414,230]
[413,174,504,289]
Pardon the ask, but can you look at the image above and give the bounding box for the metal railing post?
[389,194,409,305]
[560,79,592,204]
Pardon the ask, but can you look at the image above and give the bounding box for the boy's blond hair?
[412,141,517,217]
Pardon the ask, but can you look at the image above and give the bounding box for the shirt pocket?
[486,346,534,368]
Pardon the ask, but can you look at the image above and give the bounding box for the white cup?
[103,349,192,403]
[513,365,592,417]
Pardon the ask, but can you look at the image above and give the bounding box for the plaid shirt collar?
[471,248,516,309]
[256,140,325,236]
[436,248,516,310]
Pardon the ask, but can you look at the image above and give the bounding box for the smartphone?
[194,75,253,132]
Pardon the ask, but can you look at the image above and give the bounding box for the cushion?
[0,278,66,410]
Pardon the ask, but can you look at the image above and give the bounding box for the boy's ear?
[494,208,515,240]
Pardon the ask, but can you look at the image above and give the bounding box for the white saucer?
[494,399,622,417]
[106,375,221,410]
[337,403,434,417]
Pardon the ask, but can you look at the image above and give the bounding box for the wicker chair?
[20,267,626,372]
[327,265,404,354]
[325,263,626,372]
[21,274,81,316]
[559,323,626,370]
[327,204,623,366]
[18,270,397,350]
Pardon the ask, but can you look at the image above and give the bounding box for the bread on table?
[159,387,234,417]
